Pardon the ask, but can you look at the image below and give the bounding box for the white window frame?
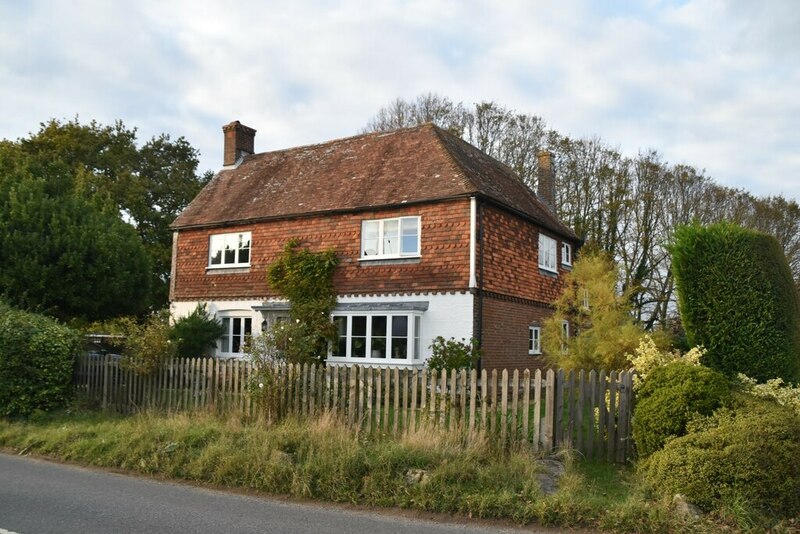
[218,315,252,356]
[562,242,572,266]
[328,311,423,364]
[209,231,251,268]
[528,326,541,355]
[538,233,557,273]
[360,216,421,260]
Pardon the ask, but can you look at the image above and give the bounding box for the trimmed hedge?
[640,397,800,517]
[632,362,730,458]
[670,222,800,382]
[0,307,80,417]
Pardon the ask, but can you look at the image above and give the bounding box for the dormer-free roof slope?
[173,123,577,240]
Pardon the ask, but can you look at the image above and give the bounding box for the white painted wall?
[171,291,474,362]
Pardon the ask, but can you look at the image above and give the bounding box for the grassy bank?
[0,411,776,532]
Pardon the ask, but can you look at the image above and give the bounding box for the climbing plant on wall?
[265,239,339,364]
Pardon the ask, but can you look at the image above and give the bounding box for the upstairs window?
[209,232,251,267]
[562,242,572,266]
[361,216,420,259]
[538,233,557,272]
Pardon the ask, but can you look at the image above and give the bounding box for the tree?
[366,94,800,332]
[0,148,152,322]
[7,118,211,310]
[542,251,645,370]
[670,222,800,382]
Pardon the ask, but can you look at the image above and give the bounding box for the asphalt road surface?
[0,453,569,534]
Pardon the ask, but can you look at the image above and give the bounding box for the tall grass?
[0,410,778,532]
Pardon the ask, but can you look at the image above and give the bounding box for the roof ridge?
[249,122,436,159]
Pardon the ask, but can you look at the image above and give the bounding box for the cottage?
[170,121,579,370]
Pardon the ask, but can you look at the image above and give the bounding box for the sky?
[1,0,798,201]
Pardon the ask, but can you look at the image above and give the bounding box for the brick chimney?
[537,150,556,210]
[222,120,257,166]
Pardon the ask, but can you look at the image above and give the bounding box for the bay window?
[330,312,422,363]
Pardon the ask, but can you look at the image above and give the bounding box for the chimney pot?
[222,120,257,166]
[537,150,556,210]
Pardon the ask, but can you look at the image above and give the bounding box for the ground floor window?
[528,326,541,355]
[330,312,422,363]
[220,316,252,355]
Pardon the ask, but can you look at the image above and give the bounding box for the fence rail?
[75,356,635,462]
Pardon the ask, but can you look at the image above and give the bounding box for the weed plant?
[0,410,791,532]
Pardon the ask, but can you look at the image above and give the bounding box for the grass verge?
[0,410,789,533]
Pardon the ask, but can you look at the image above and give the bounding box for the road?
[0,453,568,534]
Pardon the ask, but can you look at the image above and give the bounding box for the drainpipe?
[475,199,485,373]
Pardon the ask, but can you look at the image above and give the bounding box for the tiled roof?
[172,123,578,240]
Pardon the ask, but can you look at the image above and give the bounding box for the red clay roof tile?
[173,123,577,240]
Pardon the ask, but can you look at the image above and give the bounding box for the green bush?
[632,362,730,458]
[640,397,800,517]
[0,307,80,417]
[427,336,481,371]
[170,304,224,358]
[670,222,800,382]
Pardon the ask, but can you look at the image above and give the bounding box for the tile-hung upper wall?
[171,199,472,301]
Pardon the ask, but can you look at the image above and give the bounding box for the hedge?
[0,307,80,417]
[670,222,800,382]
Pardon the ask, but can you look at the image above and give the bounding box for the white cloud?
[0,0,797,201]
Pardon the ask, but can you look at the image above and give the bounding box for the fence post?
[101,355,109,410]
[543,369,555,452]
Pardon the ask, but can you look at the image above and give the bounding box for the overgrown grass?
[0,410,789,532]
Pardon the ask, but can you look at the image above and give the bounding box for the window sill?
[528,352,542,356]
[538,266,558,277]
[561,263,573,270]
[358,256,421,266]
[326,357,424,367]
[207,266,251,274]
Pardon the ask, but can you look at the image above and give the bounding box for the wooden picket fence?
[75,355,635,462]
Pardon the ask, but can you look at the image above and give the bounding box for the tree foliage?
[170,303,225,358]
[0,147,152,322]
[542,251,644,370]
[0,118,210,317]
[266,240,339,364]
[670,222,800,382]
[0,305,81,417]
[426,337,481,372]
[366,94,800,332]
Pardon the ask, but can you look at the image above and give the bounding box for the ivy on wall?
[265,239,339,364]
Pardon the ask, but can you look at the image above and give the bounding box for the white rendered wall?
[170,291,474,362]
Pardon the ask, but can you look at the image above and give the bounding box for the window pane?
[362,221,379,256]
[224,246,236,264]
[413,316,421,359]
[371,316,387,358]
[391,315,408,337]
[210,236,223,265]
[351,316,366,357]
[352,316,367,336]
[210,250,222,265]
[392,338,408,359]
[239,248,250,264]
[233,318,241,336]
[400,218,419,255]
[391,316,408,359]
[244,318,252,336]
[382,219,399,254]
[333,316,347,357]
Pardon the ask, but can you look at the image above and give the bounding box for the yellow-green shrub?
[632,361,730,458]
[640,397,800,518]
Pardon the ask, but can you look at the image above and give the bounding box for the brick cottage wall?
[477,203,574,371]
[171,198,472,301]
